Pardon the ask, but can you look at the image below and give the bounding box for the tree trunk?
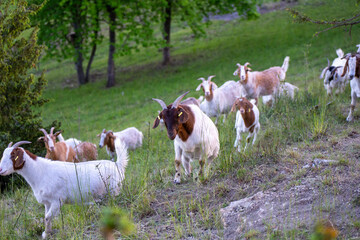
[106,5,116,88]
[162,0,172,66]
[71,5,85,85]
[84,5,100,83]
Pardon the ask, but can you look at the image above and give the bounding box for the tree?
[157,0,260,65]
[0,0,59,191]
[287,2,360,37]
[100,0,157,88]
[32,0,100,85]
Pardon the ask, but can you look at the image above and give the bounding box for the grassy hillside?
[1,0,360,239]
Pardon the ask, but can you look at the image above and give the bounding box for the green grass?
[2,0,360,239]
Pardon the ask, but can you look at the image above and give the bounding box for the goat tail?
[281,56,290,73]
[336,48,344,58]
[114,138,129,172]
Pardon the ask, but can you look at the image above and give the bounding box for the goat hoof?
[173,179,181,184]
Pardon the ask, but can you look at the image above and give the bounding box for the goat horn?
[197,77,206,81]
[102,128,106,133]
[244,62,251,67]
[12,141,31,148]
[236,63,241,67]
[327,58,330,68]
[172,91,189,109]
[207,75,216,82]
[50,127,55,135]
[39,128,48,135]
[153,98,168,110]
[8,142,13,147]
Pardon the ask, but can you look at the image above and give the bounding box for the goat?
[233,56,290,104]
[195,75,246,124]
[98,127,143,161]
[262,82,299,105]
[56,133,82,150]
[56,132,98,161]
[231,97,260,152]
[153,91,220,184]
[0,140,128,239]
[320,49,349,95]
[38,128,77,162]
[341,53,360,121]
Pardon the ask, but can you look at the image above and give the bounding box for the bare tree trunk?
[162,0,172,66]
[71,23,85,85]
[106,5,116,88]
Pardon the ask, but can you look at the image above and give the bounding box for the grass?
[2,0,360,239]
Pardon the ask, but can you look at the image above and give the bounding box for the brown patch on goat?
[104,132,116,153]
[153,104,195,141]
[232,97,256,133]
[11,148,25,170]
[75,142,98,161]
[25,150,37,160]
[253,68,281,96]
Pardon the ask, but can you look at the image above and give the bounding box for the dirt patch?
[221,129,360,239]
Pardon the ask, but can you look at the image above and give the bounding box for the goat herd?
[1,45,360,238]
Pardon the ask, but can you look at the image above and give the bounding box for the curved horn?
[244,62,251,67]
[153,98,167,110]
[236,63,241,67]
[197,77,206,81]
[327,58,330,68]
[207,75,216,82]
[12,141,31,148]
[39,128,48,135]
[172,91,189,109]
[50,127,55,135]
[8,142,13,148]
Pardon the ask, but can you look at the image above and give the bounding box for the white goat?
[56,133,82,150]
[153,91,220,184]
[320,49,349,95]
[233,56,290,104]
[231,98,260,152]
[262,82,299,105]
[98,127,143,161]
[195,75,246,124]
[342,53,360,121]
[0,140,128,239]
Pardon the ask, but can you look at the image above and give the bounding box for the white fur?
[196,78,246,124]
[99,127,143,161]
[173,105,219,183]
[233,101,260,152]
[0,139,128,239]
[262,82,299,105]
[320,49,349,95]
[345,54,360,122]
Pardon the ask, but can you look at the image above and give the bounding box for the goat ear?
[195,83,203,91]
[320,67,328,79]
[37,137,44,142]
[341,61,348,77]
[231,102,237,112]
[211,82,218,90]
[246,67,252,71]
[54,131,62,137]
[153,112,162,129]
[178,107,189,123]
[11,148,25,170]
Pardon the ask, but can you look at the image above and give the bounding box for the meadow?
[1,0,360,239]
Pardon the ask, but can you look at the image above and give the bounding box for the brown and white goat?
[38,128,77,162]
[98,127,143,161]
[153,91,219,184]
[341,53,360,121]
[231,97,260,152]
[233,56,290,104]
[55,131,97,162]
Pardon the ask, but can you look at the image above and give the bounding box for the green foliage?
[0,0,58,191]
[100,207,135,237]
